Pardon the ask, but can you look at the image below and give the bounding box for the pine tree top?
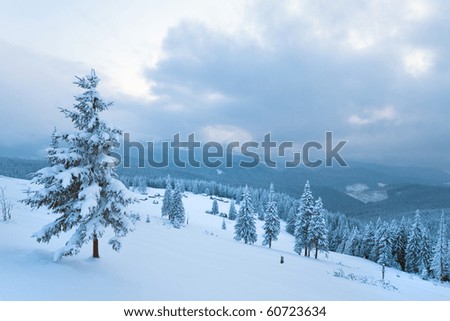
[299,181,314,215]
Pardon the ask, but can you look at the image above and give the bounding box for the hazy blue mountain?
[2,156,450,222]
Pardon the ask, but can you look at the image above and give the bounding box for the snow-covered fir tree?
[234,186,257,245]
[371,220,386,263]
[369,217,383,262]
[377,221,395,268]
[257,201,265,221]
[228,200,237,220]
[431,213,449,281]
[211,199,219,215]
[191,183,199,194]
[169,182,185,228]
[294,181,315,256]
[405,210,429,274]
[221,218,227,230]
[137,176,147,194]
[343,226,360,256]
[420,225,432,278]
[131,176,140,192]
[48,127,58,158]
[0,186,12,222]
[307,197,329,259]
[285,205,297,235]
[23,70,138,261]
[359,221,375,259]
[328,213,350,252]
[262,183,280,249]
[161,179,172,218]
[391,217,408,271]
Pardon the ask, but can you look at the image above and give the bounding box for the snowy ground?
[0,176,449,300]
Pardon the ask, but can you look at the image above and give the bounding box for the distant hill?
[0,157,47,180]
[1,156,449,222]
[275,161,450,191]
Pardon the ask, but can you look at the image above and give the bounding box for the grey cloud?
[2,1,449,170]
[142,1,450,169]
[0,42,93,154]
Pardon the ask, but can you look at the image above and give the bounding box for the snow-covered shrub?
[0,186,12,222]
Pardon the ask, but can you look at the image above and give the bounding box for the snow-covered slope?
[0,176,449,300]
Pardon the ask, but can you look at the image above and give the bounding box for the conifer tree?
[360,221,375,259]
[234,186,257,245]
[211,199,219,215]
[377,221,394,267]
[405,210,428,274]
[431,213,449,281]
[285,204,297,235]
[391,217,408,271]
[257,201,265,221]
[23,70,138,261]
[0,186,12,222]
[370,217,383,262]
[170,182,185,228]
[137,176,147,194]
[330,215,350,253]
[294,181,315,256]
[262,183,280,249]
[161,179,172,218]
[344,226,359,256]
[420,226,432,278]
[308,197,329,259]
[221,218,227,230]
[228,200,237,220]
[132,176,140,192]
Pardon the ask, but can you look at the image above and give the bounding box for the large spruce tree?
[234,186,257,245]
[308,197,329,259]
[23,70,138,261]
[431,213,449,281]
[161,178,172,218]
[211,199,219,215]
[262,183,280,249]
[405,210,429,274]
[228,200,237,220]
[170,181,185,228]
[294,181,315,256]
[391,217,408,271]
[376,221,394,268]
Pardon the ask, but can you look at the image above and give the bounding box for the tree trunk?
[315,243,319,259]
[269,238,272,249]
[93,235,100,258]
[304,246,308,257]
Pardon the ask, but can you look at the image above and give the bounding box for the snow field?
[0,176,449,300]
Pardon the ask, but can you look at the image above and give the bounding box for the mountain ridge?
[1,156,450,221]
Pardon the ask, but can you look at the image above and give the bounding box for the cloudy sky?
[1,0,449,170]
